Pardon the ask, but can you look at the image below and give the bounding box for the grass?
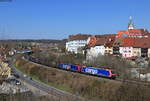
[29,73,72,93]
[13,59,120,101]
[13,60,105,101]
[14,63,72,93]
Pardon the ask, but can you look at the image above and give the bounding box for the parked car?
[29,77,32,80]
[8,79,21,85]
[15,80,21,85]
[23,74,27,78]
[13,74,20,78]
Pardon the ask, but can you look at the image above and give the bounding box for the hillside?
[14,57,150,101]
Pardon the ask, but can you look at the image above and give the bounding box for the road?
[9,58,90,101]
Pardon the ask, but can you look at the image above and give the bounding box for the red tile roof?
[134,37,150,48]
[95,37,107,46]
[69,34,91,41]
[95,34,116,38]
[128,29,145,33]
[87,36,97,48]
[117,29,150,38]
[113,37,125,47]
[123,37,135,47]
[105,37,116,47]
[122,37,150,48]
[87,34,116,48]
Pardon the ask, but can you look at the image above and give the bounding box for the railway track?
[10,58,90,101]
[116,78,150,86]
[24,55,150,86]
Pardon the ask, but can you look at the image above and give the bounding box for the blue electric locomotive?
[58,63,116,79]
[81,67,116,79]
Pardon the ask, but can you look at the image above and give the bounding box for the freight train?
[26,56,117,79]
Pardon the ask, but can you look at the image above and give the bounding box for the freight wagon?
[58,64,71,70]
[70,65,82,72]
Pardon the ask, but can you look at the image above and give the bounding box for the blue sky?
[0,0,150,39]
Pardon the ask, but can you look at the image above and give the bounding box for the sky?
[0,0,150,39]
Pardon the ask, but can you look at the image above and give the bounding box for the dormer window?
[122,33,128,37]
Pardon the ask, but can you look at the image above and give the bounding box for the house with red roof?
[66,34,91,54]
[121,37,135,58]
[113,37,125,56]
[86,36,106,59]
[66,17,150,59]
[134,38,150,58]
[104,36,116,54]
[117,37,150,58]
[86,34,116,59]
[116,17,150,38]
[113,17,150,58]
[116,29,150,38]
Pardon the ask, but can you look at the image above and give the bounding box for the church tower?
[128,16,134,29]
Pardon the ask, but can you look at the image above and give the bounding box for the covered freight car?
[58,64,81,71]
[58,64,71,70]
[70,65,81,72]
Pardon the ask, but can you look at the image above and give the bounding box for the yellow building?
[148,48,150,58]
[105,47,113,55]
[105,37,115,55]
[0,61,11,79]
[132,48,141,57]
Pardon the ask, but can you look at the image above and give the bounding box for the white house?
[86,45,105,60]
[66,34,91,54]
[86,36,108,60]
[114,37,150,58]
[121,47,133,58]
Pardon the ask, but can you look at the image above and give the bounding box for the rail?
[25,55,150,87]
[10,58,90,101]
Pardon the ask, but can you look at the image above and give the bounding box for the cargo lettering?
[85,68,98,74]
[62,65,70,69]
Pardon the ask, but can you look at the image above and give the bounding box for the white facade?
[119,47,124,54]
[116,47,141,58]
[139,73,150,81]
[86,45,105,60]
[66,40,87,54]
[121,47,133,58]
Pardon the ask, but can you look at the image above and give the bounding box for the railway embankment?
[14,58,150,101]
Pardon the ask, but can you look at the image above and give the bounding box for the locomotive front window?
[111,71,115,74]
